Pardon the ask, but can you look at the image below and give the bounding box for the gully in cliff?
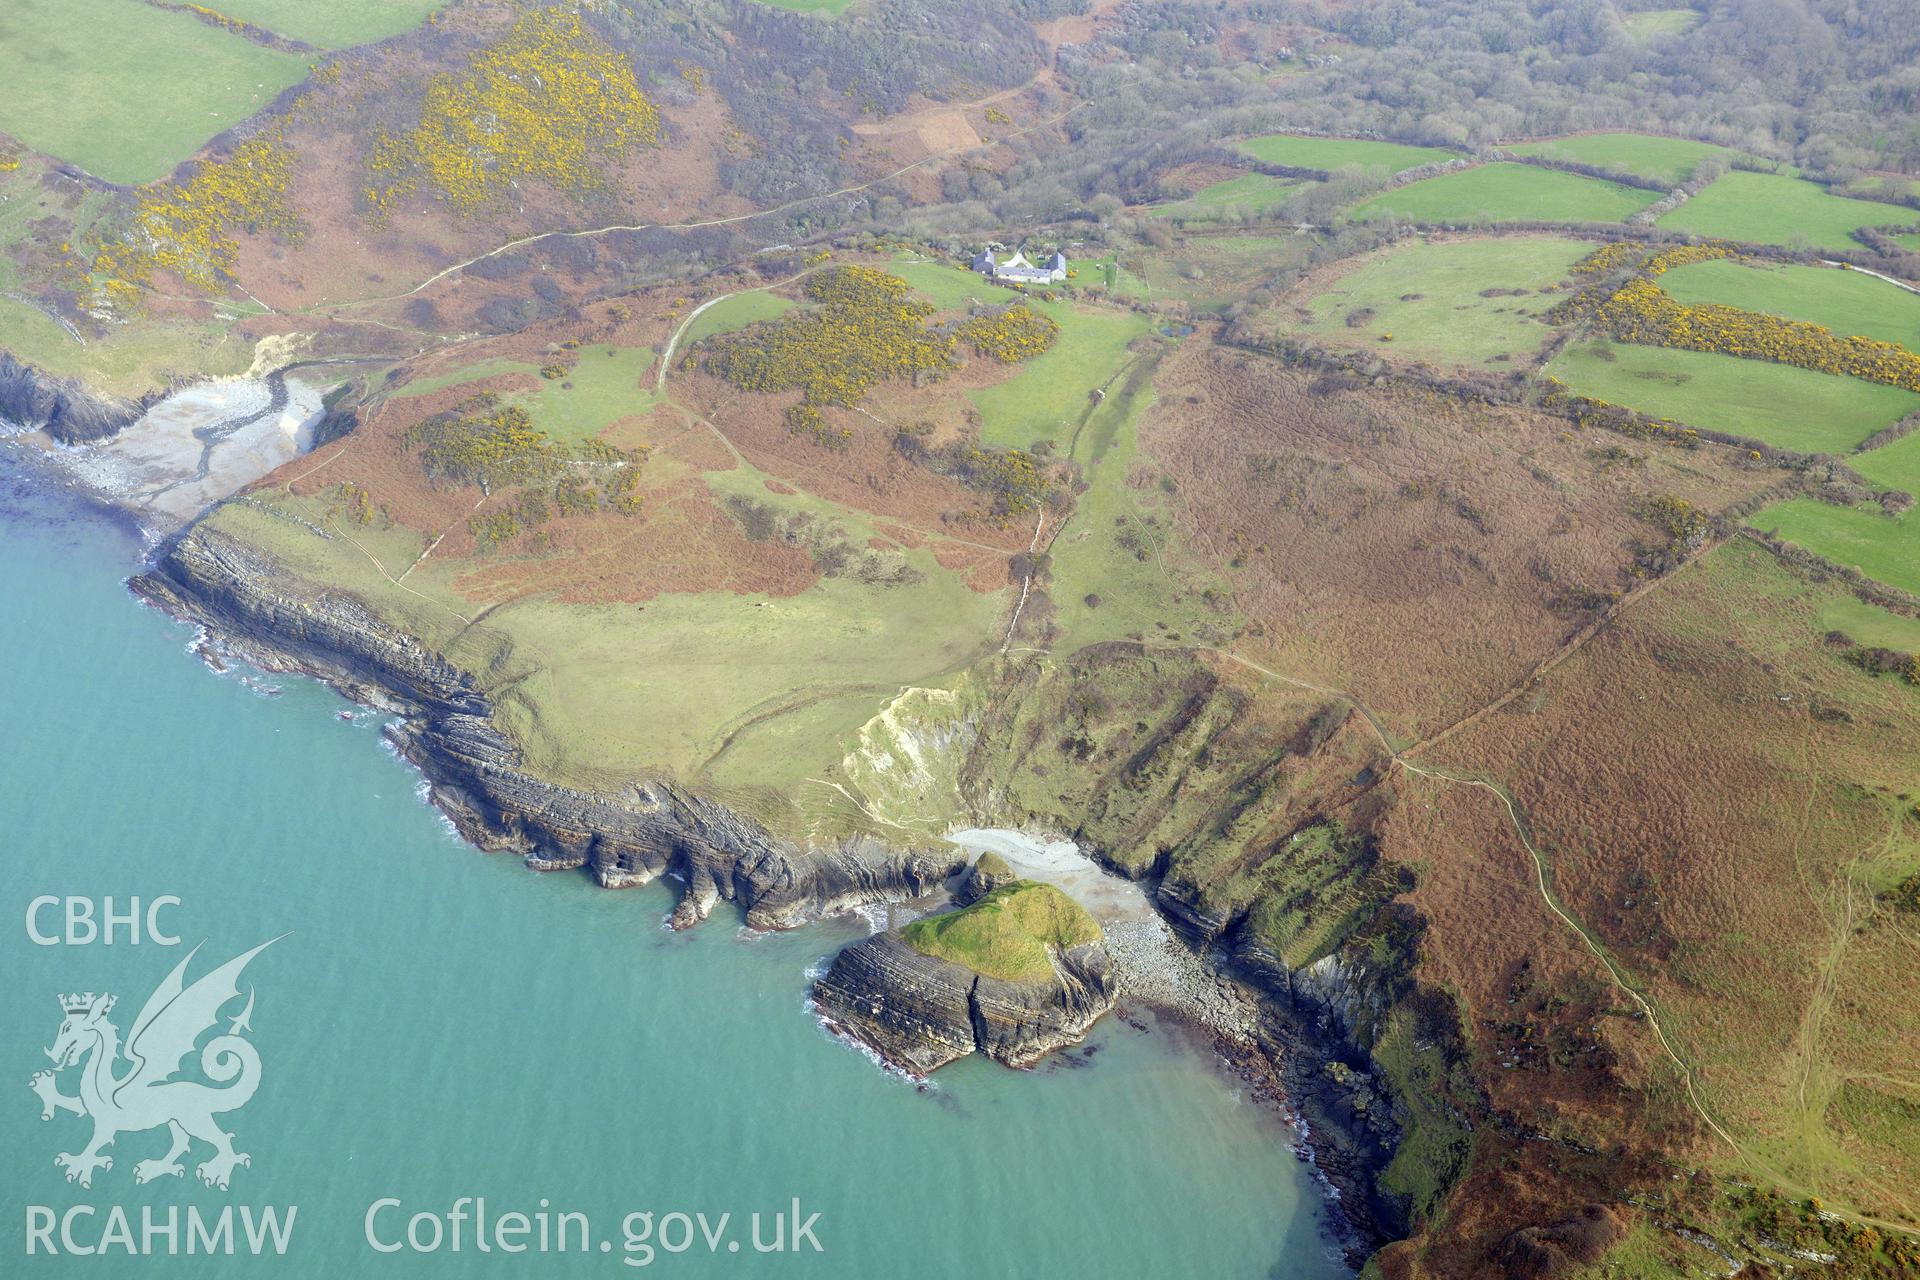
[812,879,1118,1075]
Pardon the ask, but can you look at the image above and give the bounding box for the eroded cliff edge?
[131,518,1454,1259]
[131,523,963,930]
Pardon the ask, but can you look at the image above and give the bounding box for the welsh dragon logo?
[29,938,280,1190]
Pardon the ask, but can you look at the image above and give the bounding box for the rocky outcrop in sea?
[131,518,1414,1258]
[813,929,1116,1074]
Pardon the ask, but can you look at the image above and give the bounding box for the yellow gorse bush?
[1569,241,1645,276]
[705,265,958,409]
[1594,276,1920,392]
[406,399,563,491]
[706,266,1062,449]
[90,135,300,307]
[405,393,646,505]
[366,8,661,219]
[957,305,1060,363]
[1557,240,1920,392]
[1641,242,1742,276]
[955,445,1050,516]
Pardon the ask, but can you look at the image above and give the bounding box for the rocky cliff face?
[813,930,1117,1074]
[953,851,1015,905]
[0,352,150,443]
[132,524,962,930]
[133,517,1432,1255]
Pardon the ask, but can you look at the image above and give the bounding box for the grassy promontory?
[902,881,1101,983]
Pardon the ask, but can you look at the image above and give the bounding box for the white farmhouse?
[970,249,1067,284]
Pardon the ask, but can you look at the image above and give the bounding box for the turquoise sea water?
[0,450,1349,1278]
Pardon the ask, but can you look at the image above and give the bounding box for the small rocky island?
[814,875,1117,1074]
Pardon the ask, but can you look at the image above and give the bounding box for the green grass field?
[1291,235,1590,365]
[1238,134,1453,173]
[1045,352,1237,654]
[503,345,659,444]
[1816,596,1920,651]
[1107,234,1314,313]
[199,0,445,47]
[1622,8,1702,38]
[902,882,1101,982]
[210,483,1003,826]
[1751,497,1920,595]
[1548,340,1920,453]
[1152,173,1304,220]
[0,295,249,394]
[1851,427,1920,492]
[1657,172,1917,252]
[1508,132,1731,186]
[887,260,1022,310]
[678,291,797,349]
[394,357,541,399]
[0,0,310,184]
[1659,259,1920,349]
[1845,175,1920,203]
[971,303,1153,451]
[1350,163,1661,225]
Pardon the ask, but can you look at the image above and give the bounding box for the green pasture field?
[1238,134,1454,173]
[1850,427,1920,493]
[1508,132,1731,186]
[887,260,1021,311]
[1844,175,1920,203]
[1071,253,1153,302]
[679,291,797,348]
[491,553,998,798]
[1622,8,1701,38]
[1114,234,1314,312]
[207,484,1004,830]
[0,0,310,185]
[1657,172,1917,252]
[1152,173,1304,220]
[1751,498,1920,596]
[1816,596,1920,652]
[1659,259,1920,349]
[393,357,541,399]
[1350,163,1660,225]
[0,296,248,395]
[1548,340,1920,453]
[1044,351,1237,655]
[204,0,445,47]
[970,303,1153,452]
[335,348,656,449]
[1289,235,1589,365]
[502,345,659,444]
